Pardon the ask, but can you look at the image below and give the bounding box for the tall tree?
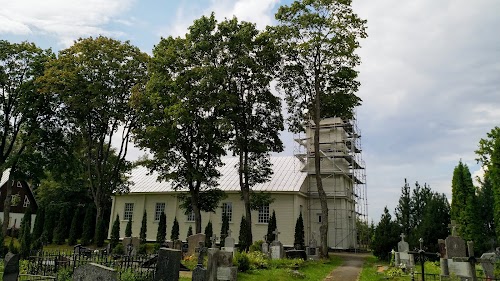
[220,213,229,247]
[170,217,179,241]
[38,36,148,236]
[219,17,284,249]
[294,212,305,249]
[110,214,120,250]
[132,15,227,234]
[394,179,411,238]
[450,161,476,239]
[371,207,400,260]
[140,209,147,244]
[157,212,166,245]
[475,171,496,253]
[274,0,367,257]
[0,40,53,234]
[409,181,432,245]
[416,192,450,253]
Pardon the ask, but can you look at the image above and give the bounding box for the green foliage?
[95,216,106,247]
[42,205,56,244]
[57,267,72,281]
[0,219,4,256]
[245,251,268,269]
[178,190,228,215]
[110,215,121,249]
[140,210,147,244]
[81,205,94,246]
[19,208,32,258]
[32,206,45,242]
[475,171,496,253]
[125,217,132,237]
[170,217,179,241]
[204,221,213,247]
[239,216,249,251]
[187,226,193,239]
[112,243,125,255]
[371,207,400,260]
[157,212,166,244]
[395,179,411,238]
[138,243,148,255]
[235,251,251,272]
[450,161,476,240]
[68,207,79,246]
[220,213,229,247]
[266,210,277,243]
[249,192,276,210]
[120,268,149,281]
[249,240,264,253]
[53,208,67,245]
[8,236,18,254]
[294,212,305,249]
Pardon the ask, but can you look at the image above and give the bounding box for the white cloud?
[0,0,135,46]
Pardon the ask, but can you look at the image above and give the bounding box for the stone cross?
[408,238,440,281]
[400,233,406,242]
[196,241,207,266]
[227,229,232,237]
[452,241,495,281]
[272,230,280,242]
[210,235,218,248]
[448,220,459,236]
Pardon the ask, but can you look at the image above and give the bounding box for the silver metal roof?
[127,156,306,193]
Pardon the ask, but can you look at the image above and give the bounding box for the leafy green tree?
[294,212,305,249]
[394,179,411,239]
[220,213,229,247]
[32,206,45,240]
[238,216,249,251]
[218,17,284,249]
[371,207,400,260]
[38,36,148,239]
[53,208,67,245]
[81,205,94,246]
[157,212,166,244]
[125,217,132,237]
[110,215,120,250]
[0,40,54,234]
[68,207,79,246]
[19,208,32,258]
[140,210,147,244]
[204,221,213,247]
[42,205,57,244]
[266,210,277,243]
[171,217,179,241]
[475,171,496,253]
[416,192,450,253]
[95,216,106,247]
[274,0,367,257]
[187,226,193,239]
[131,16,227,234]
[450,161,476,240]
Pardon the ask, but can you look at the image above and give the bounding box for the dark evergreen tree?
[416,192,451,253]
[68,207,79,245]
[42,205,56,244]
[140,210,147,244]
[125,217,132,237]
[266,210,277,243]
[170,217,179,241]
[110,215,120,250]
[450,161,476,239]
[204,221,213,247]
[409,182,432,246]
[394,179,411,238]
[294,212,305,249]
[220,213,229,247]
[475,171,496,253]
[53,208,66,245]
[19,208,32,258]
[371,207,400,260]
[81,205,94,246]
[156,212,166,244]
[32,206,45,241]
[187,226,193,240]
[238,216,249,251]
[95,217,106,247]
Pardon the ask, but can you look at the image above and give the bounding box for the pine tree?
[238,216,249,251]
[95,217,106,247]
[42,206,56,244]
[19,208,32,258]
[187,226,193,240]
[53,208,66,245]
[220,213,229,247]
[140,210,147,244]
[266,210,277,243]
[110,215,121,250]
[32,206,45,240]
[204,221,213,247]
[450,161,476,239]
[170,217,179,241]
[125,217,132,237]
[157,212,166,244]
[475,171,496,253]
[394,179,411,238]
[294,212,305,249]
[371,207,400,260]
[81,205,94,246]
[68,207,79,246]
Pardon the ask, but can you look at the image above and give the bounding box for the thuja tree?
[32,206,45,240]
[171,217,179,241]
[19,209,32,258]
[110,215,120,250]
[187,226,193,239]
[266,210,277,243]
[95,217,106,247]
[0,219,4,256]
[53,208,68,245]
[125,217,132,237]
[395,179,411,239]
[204,221,213,247]
[238,216,249,251]
[81,205,94,246]
[68,207,79,246]
[42,206,57,244]
[450,161,476,240]
[220,213,229,247]
[157,212,166,244]
[274,0,367,257]
[372,207,400,260]
[140,210,147,244]
[294,212,305,249]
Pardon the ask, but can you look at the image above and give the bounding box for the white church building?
[108,117,367,250]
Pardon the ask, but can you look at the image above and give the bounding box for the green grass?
[237,255,342,281]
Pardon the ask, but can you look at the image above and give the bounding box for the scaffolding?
[294,115,368,250]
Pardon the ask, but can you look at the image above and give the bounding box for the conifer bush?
[68,207,79,246]
[204,221,213,247]
[294,212,305,249]
[54,208,66,245]
[110,214,121,249]
[19,209,32,258]
[238,216,249,251]
[266,210,277,242]
[156,212,166,244]
[140,210,147,244]
[220,213,229,247]
[125,217,132,237]
[95,217,106,247]
[0,219,4,256]
[170,217,179,241]
[43,206,56,244]
[187,226,193,239]
[81,206,94,246]
[32,206,44,240]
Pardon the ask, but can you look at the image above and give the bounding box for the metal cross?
[210,235,218,248]
[195,241,207,266]
[408,238,440,281]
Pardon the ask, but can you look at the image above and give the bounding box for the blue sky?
[1,0,499,223]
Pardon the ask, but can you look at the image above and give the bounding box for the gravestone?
[73,263,118,281]
[452,241,495,281]
[207,248,220,281]
[221,235,235,257]
[122,237,140,256]
[396,233,412,268]
[438,239,449,276]
[216,251,237,281]
[306,233,319,260]
[479,252,496,279]
[154,248,181,281]
[270,229,284,260]
[3,252,20,281]
[285,249,307,260]
[173,239,183,251]
[193,242,208,281]
[261,235,269,256]
[187,233,206,256]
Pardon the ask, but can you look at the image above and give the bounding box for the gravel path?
[323,252,369,281]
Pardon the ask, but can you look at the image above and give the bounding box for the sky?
[1,0,499,223]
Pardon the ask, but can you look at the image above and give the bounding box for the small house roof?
[127,156,306,193]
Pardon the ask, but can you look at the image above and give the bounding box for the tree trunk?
[191,192,202,234]
[241,151,253,249]
[314,75,329,259]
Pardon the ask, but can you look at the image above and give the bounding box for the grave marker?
[3,252,20,281]
[154,248,182,281]
[73,263,117,281]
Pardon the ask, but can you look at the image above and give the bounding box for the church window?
[23,195,30,208]
[221,202,232,222]
[258,204,270,223]
[187,210,195,222]
[124,203,134,221]
[155,202,166,221]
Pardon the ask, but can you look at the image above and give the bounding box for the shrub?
[68,207,80,246]
[170,217,179,241]
[32,207,45,240]
[238,216,249,251]
[125,217,132,237]
[0,219,4,257]
[246,251,269,269]
[110,215,120,249]
[266,210,277,243]
[112,243,125,255]
[294,212,305,249]
[95,217,106,247]
[81,206,94,246]
[187,226,193,239]
[204,221,213,247]
[235,251,250,272]
[140,210,147,244]
[157,212,166,244]
[249,240,264,252]
[57,267,72,281]
[138,243,148,255]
